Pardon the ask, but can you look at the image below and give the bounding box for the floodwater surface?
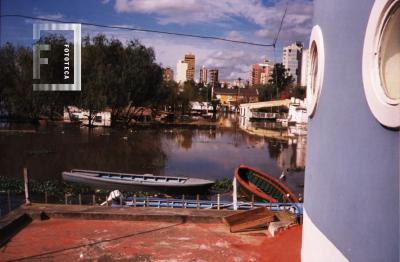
[0,122,306,194]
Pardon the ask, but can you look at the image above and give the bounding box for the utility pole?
[236,77,242,113]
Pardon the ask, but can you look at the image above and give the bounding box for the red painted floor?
[0,219,301,261]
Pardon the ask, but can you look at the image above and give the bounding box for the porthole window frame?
[362,0,400,128]
[307,25,325,118]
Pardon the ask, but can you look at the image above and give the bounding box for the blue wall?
[304,0,400,261]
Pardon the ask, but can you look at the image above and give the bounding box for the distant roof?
[214,88,258,96]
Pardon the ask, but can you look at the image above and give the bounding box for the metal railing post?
[7,190,11,213]
[23,168,30,205]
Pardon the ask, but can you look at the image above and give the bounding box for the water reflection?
[0,122,306,194]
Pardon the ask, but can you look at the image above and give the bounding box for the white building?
[176,60,188,84]
[64,106,111,127]
[288,97,308,125]
[282,42,303,85]
[199,65,207,84]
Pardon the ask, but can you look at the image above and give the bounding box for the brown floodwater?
[0,121,306,194]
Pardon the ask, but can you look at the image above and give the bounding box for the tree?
[0,34,165,126]
[154,80,179,112]
[290,86,306,99]
[267,63,294,99]
[101,38,126,125]
[178,80,196,115]
[0,43,18,118]
[120,40,163,125]
[80,35,108,127]
[2,45,37,120]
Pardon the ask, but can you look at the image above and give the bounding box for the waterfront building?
[282,42,303,85]
[184,53,195,81]
[249,60,272,86]
[176,60,188,84]
[199,65,207,84]
[162,67,174,82]
[302,0,400,261]
[64,106,111,126]
[209,69,219,88]
[214,88,259,111]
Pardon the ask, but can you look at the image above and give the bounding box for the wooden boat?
[62,169,215,194]
[234,165,299,203]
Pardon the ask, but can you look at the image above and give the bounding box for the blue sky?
[0,0,313,81]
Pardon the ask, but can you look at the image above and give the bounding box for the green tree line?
[0,34,212,127]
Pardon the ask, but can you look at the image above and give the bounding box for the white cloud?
[83,0,313,82]
[82,24,273,81]
[113,0,310,28]
[226,31,245,41]
[112,0,313,46]
[254,0,313,44]
[37,13,65,20]
[202,49,267,80]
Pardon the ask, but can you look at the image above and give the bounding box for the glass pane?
[379,4,400,100]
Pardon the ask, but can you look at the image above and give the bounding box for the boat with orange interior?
[234,165,299,203]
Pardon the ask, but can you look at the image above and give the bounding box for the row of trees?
[0,34,213,126]
[0,34,303,126]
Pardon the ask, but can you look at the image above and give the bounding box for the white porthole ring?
[362,0,400,128]
[307,25,325,118]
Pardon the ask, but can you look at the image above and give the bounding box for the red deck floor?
[0,219,301,261]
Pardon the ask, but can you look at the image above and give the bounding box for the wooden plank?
[230,214,275,233]
[223,207,276,233]
[224,207,267,224]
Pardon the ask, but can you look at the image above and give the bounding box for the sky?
[0,0,313,81]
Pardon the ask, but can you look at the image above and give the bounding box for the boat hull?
[62,170,214,194]
[234,165,299,203]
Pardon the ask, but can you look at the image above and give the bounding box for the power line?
[1,14,275,47]
[273,0,289,47]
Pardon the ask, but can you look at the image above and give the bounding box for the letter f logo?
[33,44,50,79]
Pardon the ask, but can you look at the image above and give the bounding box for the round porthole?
[363,0,400,128]
[307,25,325,117]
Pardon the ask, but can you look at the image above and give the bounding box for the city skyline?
[1,0,313,81]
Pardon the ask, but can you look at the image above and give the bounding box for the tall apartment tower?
[184,53,195,81]
[162,67,174,82]
[199,65,207,84]
[176,60,188,84]
[209,69,219,88]
[249,60,271,86]
[282,42,303,85]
